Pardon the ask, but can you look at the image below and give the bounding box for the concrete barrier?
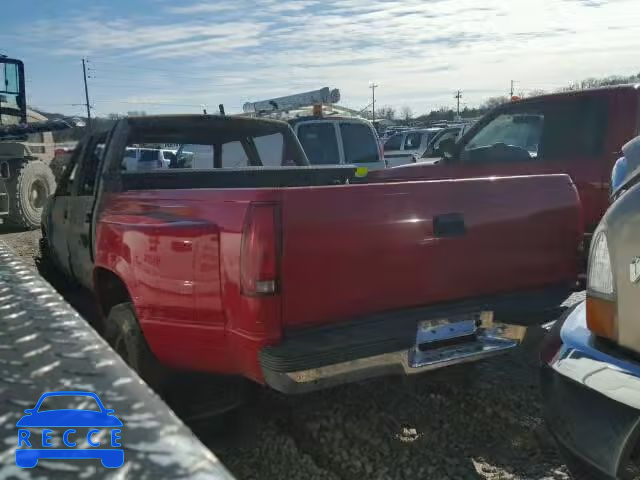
[0,241,234,479]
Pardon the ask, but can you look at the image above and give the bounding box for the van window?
[403,132,422,150]
[297,123,340,165]
[384,133,403,151]
[340,122,379,164]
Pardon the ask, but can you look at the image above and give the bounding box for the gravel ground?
[1,227,573,480]
[0,226,41,267]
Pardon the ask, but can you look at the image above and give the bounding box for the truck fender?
[92,264,137,320]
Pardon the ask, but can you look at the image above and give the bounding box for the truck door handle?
[171,240,193,252]
[433,213,466,237]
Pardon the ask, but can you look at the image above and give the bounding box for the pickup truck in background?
[40,114,582,398]
[371,85,640,243]
[289,116,386,170]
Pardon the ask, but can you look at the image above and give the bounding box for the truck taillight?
[241,203,280,295]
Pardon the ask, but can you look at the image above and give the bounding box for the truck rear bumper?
[262,323,525,393]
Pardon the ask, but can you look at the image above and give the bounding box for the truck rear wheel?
[5,160,55,230]
[106,302,166,391]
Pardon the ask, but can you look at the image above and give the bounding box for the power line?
[89,60,315,82]
[92,100,207,107]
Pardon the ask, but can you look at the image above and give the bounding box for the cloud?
[12,0,640,115]
[165,3,239,14]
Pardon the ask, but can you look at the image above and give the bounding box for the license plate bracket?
[408,311,494,368]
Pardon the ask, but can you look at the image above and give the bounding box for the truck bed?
[95,172,581,380]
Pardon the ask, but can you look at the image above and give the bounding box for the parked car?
[40,114,581,404]
[289,116,385,170]
[541,136,640,479]
[420,126,464,158]
[122,147,177,171]
[383,128,441,167]
[370,85,640,252]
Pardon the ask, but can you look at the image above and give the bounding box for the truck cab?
[373,85,640,236]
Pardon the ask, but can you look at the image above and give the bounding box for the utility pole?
[369,82,378,122]
[454,90,462,118]
[510,80,519,98]
[82,58,92,130]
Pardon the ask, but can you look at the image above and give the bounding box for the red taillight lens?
[241,203,280,295]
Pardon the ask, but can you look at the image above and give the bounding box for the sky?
[1,0,639,118]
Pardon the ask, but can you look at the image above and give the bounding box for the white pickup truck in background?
[289,116,386,170]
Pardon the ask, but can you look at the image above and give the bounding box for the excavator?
[0,55,81,229]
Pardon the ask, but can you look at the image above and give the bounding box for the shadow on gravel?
[0,224,29,234]
[214,336,568,480]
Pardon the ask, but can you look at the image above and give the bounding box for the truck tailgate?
[280,174,581,329]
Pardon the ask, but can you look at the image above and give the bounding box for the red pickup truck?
[373,85,640,239]
[41,115,582,395]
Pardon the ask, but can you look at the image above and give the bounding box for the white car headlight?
[587,230,614,297]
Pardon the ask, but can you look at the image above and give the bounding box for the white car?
[289,116,386,171]
[123,148,177,171]
[383,128,442,167]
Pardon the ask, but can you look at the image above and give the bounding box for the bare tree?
[400,106,413,122]
[375,106,396,120]
[527,89,547,97]
[482,96,510,109]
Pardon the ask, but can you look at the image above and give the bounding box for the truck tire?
[5,160,55,230]
[106,302,166,392]
[556,443,600,480]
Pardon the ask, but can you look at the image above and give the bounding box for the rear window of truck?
[121,120,307,171]
[297,123,340,165]
[340,122,379,164]
[139,149,160,162]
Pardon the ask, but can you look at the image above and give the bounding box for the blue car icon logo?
[16,391,123,468]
